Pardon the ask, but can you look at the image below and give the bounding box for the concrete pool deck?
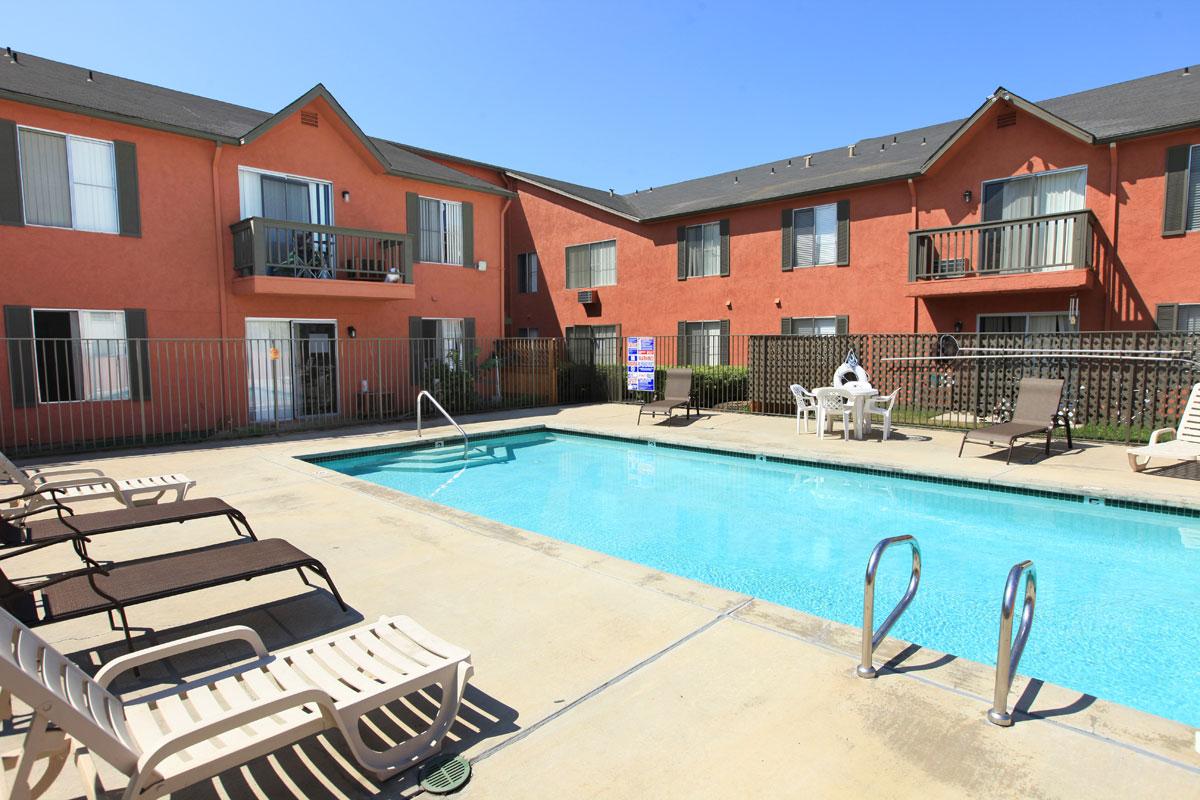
[2,403,1197,798]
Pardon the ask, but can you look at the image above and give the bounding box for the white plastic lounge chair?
[814,387,853,441]
[0,451,193,518]
[866,390,899,441]
[789,384,818,434]
[0,609,472,799]
[1128,383,1200,472]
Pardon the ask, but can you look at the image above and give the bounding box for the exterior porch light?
[341,190,351,203]
[347,326,357,338]
[962,189,973,204]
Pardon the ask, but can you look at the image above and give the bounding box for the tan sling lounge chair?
[0,609,473,799]
[1127,382,1200,471]
[958,377,1072,464]
[637,368,694,425]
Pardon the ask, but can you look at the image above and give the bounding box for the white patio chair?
[814,387,853,441]
[0,610,473,799]
[0,451,193,519]
[866,389,900,441]
[1128,382,1200,471]
[789,384,818,434]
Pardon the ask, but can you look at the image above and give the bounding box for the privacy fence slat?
[0,332,1195,457]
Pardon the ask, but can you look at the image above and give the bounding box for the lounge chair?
[1,489,254,560]
[958,377,1072,464]
[1,451,194,518]
[789,384,818,434]
[1127,383,1200,472]
[0,538,346,648]
[637,368,695,425]
[0,609,472,798]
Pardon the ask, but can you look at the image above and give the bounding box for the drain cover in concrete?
[419,754,471,794]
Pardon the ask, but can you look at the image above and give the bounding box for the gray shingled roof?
[510,64,1200,221]
[0,50,506,196]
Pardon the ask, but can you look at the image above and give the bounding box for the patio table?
[843,383,880,440]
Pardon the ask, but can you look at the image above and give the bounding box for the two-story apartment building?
[497,66,1200,362]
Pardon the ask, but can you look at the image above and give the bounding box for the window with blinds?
[786,317,838,336]
[19,128,119,232]
[1175,305,1200,333]
[793,203,837,267]
[418,197,464,265]
[517,252,539,293]
[685,222,721,277]
[565,240,617,288]
[1187,145,1200,232]
[684,321,723,366]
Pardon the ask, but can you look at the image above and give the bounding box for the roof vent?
[770,167,775,175]
[648,186,653,192]
[892,136,898,144]
[804,155,812,168]
[5,48,16,64]
[847,145,856,157]
[609,188,614,196]
[300,110,319,127]
[921,137,927,145]
[733,175,739,183]
[1184,66,1192,77]
[997,111,1017,128]
[879,143,886,151]
[787,159,793,167]
[86,70,94,82]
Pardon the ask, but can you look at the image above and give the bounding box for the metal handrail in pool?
[416,390,470,459]
[856,535,922,679]
[987,560,1037,727]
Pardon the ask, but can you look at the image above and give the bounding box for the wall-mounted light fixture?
[1068,295,1080,326]
[347,326,357,339]
[954,320,963,333]
[962,189,973,204]
[341,190,351,203]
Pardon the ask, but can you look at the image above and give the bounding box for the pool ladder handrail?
[856,535,922,679]
[987,560,1037,727]
[416,390,470,459]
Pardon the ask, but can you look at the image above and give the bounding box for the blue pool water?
[309,429,1200,726]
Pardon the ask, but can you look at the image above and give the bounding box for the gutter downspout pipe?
[211,142,231,426]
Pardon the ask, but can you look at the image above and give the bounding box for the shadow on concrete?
[1010,678,1097,725]
[877,642,958,676]
[1139,459,1200,482]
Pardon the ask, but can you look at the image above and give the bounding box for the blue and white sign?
[626,336,656,392]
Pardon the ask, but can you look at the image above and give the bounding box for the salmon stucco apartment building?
[1,49,1200,416]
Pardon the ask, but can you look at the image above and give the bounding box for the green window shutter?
[1163,145,1190,236]
[114,141,141,237]
[836,200,850,266]
[463,317,476,364]
[677,321,688,365]
[719,319,730,365]
[1155,303,1179,332]
[0,120,22,226]
[406,193,421,260]
[517,253,528,293]
[781,209,794,271]
[719,219,730,276]
[835,315,849,335]
[4,305,36,407]
[408,316,423,383]
[676,226,687,280]
[123,308,151,401]
[461,201,474,267]
[781,317,794,335]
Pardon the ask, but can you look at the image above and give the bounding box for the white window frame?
[976,311,1078,334]
[237,166,334,224]
[791,203,838,267]
[785,316,839,336]
[980,165,1088,218]
[17,125,120,235]
[30,307,130,404]
[518,327,540,338]
[1186,145,1200,233]
[417,196,464,265]
[519,252,539,293]
[684,320,724,366]
[685,221,721,278]
[565,239,618,289]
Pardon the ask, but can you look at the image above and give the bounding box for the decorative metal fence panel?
[0,332,1195,457]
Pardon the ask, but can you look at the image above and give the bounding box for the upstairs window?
[792,203,838,267]
[1188,145,1200,231]
[517,252,539,293]
[565,240,617,288]
[19,128,118,233]
[418,197,464,265]
[685,222,721,277]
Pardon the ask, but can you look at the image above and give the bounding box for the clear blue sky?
[7,1,1195,191]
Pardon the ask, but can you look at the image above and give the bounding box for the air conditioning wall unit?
[577,290,596,304]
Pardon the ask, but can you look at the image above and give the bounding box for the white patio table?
[842,382,880,440]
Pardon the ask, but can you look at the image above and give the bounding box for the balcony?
[906,210,1098,298]
[230,217,415,300]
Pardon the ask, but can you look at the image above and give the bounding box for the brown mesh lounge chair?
[0,538,346,648]
[638,368,695,425]
[958,377,1072,464]
[0,489,254,560]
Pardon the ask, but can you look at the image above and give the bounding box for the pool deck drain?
[4,403,1198,799]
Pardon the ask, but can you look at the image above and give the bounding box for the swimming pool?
[308,428,1200,726]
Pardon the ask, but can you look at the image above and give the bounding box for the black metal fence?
[1,332,1195,456]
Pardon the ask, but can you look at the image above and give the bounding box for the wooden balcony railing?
[231,217,413,284]
[908,210,1097,282]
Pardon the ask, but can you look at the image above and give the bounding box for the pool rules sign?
[627,337,656,392]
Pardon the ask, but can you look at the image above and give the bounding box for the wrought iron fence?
[1,332,1195,457]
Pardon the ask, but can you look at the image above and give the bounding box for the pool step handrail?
[857,535,922,679]
[987,560,1037,727]
[416,390,470,459]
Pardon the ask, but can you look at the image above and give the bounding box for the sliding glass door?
[245,319,338,422]
[981,167,1086,272]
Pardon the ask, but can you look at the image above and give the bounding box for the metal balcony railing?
[908,210,1097,281]
[231,217,413,283]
